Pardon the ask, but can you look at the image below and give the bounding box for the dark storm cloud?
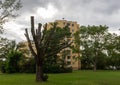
[21,0,47,13]
[55,0,120,28]
[4,0,120,42]
[20,0,61,14]
[15,0,62,26]
[88,0,120,14]
[57,0,120,15]
[18,0,120,28]
[19,0,120,15]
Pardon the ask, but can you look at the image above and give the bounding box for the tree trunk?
[36,61,44,82]
[78,53,81,69]
[94,60,97,71]
[94,52,97,71]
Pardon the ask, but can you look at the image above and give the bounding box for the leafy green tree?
[0,0,22,65]
[5,50,23,73]
[0,40,22,73]
[43,26,72,73]
[81,47,94,69]
[96,52,108,69]
[105,33,120,69]
[80,25,109,71]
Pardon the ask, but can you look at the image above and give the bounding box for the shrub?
[0,61,6,73]
[43,64,72,73]
[43,74,48,81]
[19,57,36,73]
[5,50,22,73]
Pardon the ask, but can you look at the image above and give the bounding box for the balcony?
[67,59,71,62]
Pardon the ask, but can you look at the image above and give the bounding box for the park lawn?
[0,70,120,85]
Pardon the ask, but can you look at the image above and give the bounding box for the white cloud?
[2,0,120,42]
[1,3,58,42]
[3,21,26,42]
[37,3,58,19]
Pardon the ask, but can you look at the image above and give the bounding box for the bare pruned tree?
[25,16,72,82]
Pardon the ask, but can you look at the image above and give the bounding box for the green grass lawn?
[0,70,120,85]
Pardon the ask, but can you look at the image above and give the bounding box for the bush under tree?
[5,50,22,73]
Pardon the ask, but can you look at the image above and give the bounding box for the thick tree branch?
[45,41,73,57]
[24,28,36,57]
[37,23,42,45]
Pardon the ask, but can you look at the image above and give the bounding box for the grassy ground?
[0,70,120,85]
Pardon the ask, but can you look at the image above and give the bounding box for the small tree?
[0,0,22,61]
[5,50,22,73]
[80,25,109,71]
[0,40,23,73]
[25,16,71,82]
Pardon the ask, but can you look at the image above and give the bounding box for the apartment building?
[47,19,81,70]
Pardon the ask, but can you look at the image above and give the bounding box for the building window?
[66,50,71,56]
[67,23,70,26]
[72,24,74,27]
[67,56,71,59]
[63,22,66,25]
[67,61,71,65]
[72,29,74,32]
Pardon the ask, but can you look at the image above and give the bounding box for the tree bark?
[94,52,97,71]
[36,61,43,82]
[94,60,97,71]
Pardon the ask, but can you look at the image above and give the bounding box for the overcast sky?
[3,0,120,42]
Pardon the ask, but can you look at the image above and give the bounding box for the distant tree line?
[75,25,120,71]
[1,25,120,75]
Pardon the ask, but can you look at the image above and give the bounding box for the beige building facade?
[47,19,81,70]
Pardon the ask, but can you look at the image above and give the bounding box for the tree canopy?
[80,25,108,70]
[0,0,22,33]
